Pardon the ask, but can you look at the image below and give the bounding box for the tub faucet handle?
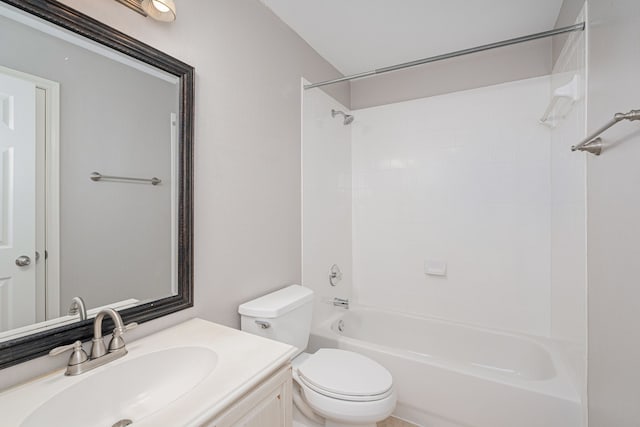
[329,264,342,286]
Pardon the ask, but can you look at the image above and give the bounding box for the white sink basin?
[22,346,217,427]
[0,319,297,427]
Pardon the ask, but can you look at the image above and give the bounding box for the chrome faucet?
[49,308,137,376]
[90,308,129,358]
[68,296,87,320]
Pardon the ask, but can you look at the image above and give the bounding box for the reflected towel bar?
[572,110,640,155]
[90,171,161,185]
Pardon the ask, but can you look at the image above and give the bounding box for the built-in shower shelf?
[539,75,580,127]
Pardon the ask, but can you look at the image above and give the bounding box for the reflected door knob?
[15,256,31,267]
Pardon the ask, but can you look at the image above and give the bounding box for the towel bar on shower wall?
[572,109,640,156]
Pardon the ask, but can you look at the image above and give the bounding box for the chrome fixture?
[49,341,88,374]
[49,308,137,376]
[329,264,343,286]
[90,171,161,186]
[331,109,354,125]
[90,308,131,358]
[333,297,349,309]
[574,137,603,156]
[572,109,640,155]
[255,320,271,329]
[68,296,87,321]
[305,23,585,89]
[15,255,31,267]
[114,0,176,22]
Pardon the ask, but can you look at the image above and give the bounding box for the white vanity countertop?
[0,318,297,426]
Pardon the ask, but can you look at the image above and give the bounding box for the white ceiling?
[260,0,564,75]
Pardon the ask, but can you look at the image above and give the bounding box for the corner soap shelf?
[539,75,580,128]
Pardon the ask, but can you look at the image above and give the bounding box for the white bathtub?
[308,306,581,427]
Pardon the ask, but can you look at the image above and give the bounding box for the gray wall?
[350,38,551,110]
[0,0,348,389]
[586,0,640,425]
[0,15,177,312]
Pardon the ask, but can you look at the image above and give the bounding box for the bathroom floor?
[378,416,420,427]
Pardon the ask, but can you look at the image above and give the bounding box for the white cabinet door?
[0,72,36,331]
[206,365,293,427]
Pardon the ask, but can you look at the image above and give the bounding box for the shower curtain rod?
[304,22,585,90]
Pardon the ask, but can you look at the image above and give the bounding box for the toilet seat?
[298,376,394,402]
[292,349,396,425]
[296,349,393,402]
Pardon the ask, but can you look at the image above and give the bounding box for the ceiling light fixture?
[114,0,176,22]
[142,0,176,22]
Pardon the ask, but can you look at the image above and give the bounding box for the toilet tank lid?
[238,285,314,318]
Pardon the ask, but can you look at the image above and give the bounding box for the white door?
[0,72,36,332]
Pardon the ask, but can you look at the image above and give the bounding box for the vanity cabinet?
[204,365,293,427]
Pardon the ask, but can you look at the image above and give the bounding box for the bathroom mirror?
[0,0,194,368]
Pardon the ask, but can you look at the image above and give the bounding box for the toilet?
[239,285,396,427]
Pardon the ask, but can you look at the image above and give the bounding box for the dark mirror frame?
[0,0,194,369]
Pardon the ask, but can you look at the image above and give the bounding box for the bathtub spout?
[333,297,349,309]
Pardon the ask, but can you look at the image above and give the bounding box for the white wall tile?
[546,13,588,417]
[302,86,352,327]
[549,19,587,345]
[351,76,555,336]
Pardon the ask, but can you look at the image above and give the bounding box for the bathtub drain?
[112,419,133,427]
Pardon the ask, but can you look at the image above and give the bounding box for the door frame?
[0,65,60,319]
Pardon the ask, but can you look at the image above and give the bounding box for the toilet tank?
[239,285,314,356]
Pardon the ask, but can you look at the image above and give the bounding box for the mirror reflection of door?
[0,71,36,331]
[0,68,59,332]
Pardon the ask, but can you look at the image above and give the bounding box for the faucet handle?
[108,322,138,352]
[49,340,80,356]
[112,322,138,337]
[49,340,89,366]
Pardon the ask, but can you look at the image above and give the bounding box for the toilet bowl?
[292,350,396,427]
[239,285,396,427]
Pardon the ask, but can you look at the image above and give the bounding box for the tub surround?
[302,73,585,426]
[0,318,296,426]
[351,76,554,338]
[302,83,353,329]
